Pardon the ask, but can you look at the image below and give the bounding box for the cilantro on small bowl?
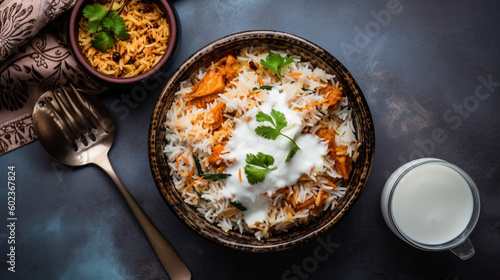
[82,2,130,52]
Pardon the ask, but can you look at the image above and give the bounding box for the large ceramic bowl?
[149,30,375,252]
[69,0,177,86]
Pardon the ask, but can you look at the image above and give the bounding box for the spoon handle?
[96,156,191,280]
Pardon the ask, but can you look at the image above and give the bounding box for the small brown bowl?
[69,0,177,86]
[149,30,375,252]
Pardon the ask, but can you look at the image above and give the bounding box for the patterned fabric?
[0,0,106,155]
[0,0,75,61]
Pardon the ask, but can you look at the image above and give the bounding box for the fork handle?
[96,155,191,280]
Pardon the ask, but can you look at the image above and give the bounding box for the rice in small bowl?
[69,0,177,85]
[149,31,375,252]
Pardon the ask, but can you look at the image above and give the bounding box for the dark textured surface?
[1,0,499,279]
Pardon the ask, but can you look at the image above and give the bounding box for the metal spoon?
[32,84,191,280]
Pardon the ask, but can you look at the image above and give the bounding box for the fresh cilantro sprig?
[244,152,276,185]
[260,53,294,81]
[82,2,130,52]
[192,155,231,181]
[255,109,301,162]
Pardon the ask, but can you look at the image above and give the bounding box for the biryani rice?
[164,46,359,239]
[78,0,169,78]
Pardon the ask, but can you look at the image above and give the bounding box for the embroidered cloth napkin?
[0,0,106,155]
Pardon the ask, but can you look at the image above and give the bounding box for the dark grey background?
[1,0,499,279]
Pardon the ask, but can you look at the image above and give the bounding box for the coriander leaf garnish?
[254,125,281,141]
[102,10,130,40]
[85,18,103,33]
[244,165,270,185]
[230,201,247,211]
[271,109,287,131]
[260,53,294,81]
[83,3,107,21]
[91,32,115,52]
[192,155,231,181]
[256,110,276,127]
[244,152,276,185]
[82,2,130,52]
[246,152,275,168]
[286,137,300,162]
[255,109,301,162]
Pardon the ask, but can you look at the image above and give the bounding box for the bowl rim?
[148,30,375,252]
[69,0,177,85]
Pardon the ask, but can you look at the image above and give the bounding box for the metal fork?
[32,84,191,280]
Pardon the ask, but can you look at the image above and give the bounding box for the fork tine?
[47,84,110,151]
[60,85,97,140]
[67,83,104,132]
[44,94,79,151]
[54,84,99,147]
[52,87,86,141]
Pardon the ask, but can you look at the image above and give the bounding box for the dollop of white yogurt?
[220,87,328,226]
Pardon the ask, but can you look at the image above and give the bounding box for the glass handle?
[450,238,475,260]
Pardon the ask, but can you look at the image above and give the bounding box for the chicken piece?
[215,54,240,81]
[316,127,336,156]
[183,70,225,102]
[211,125,230,144]
[295,196,317,212]
[335,155,353,180]
[311,191,330,216]
[182,55,241,104]
[271,187,290,199]
[315,124,352,179]
[208,143,227,167]
[190,94,219,108]
[335,145,348,157]
[322,84,343,110]
[203,103,226,131]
